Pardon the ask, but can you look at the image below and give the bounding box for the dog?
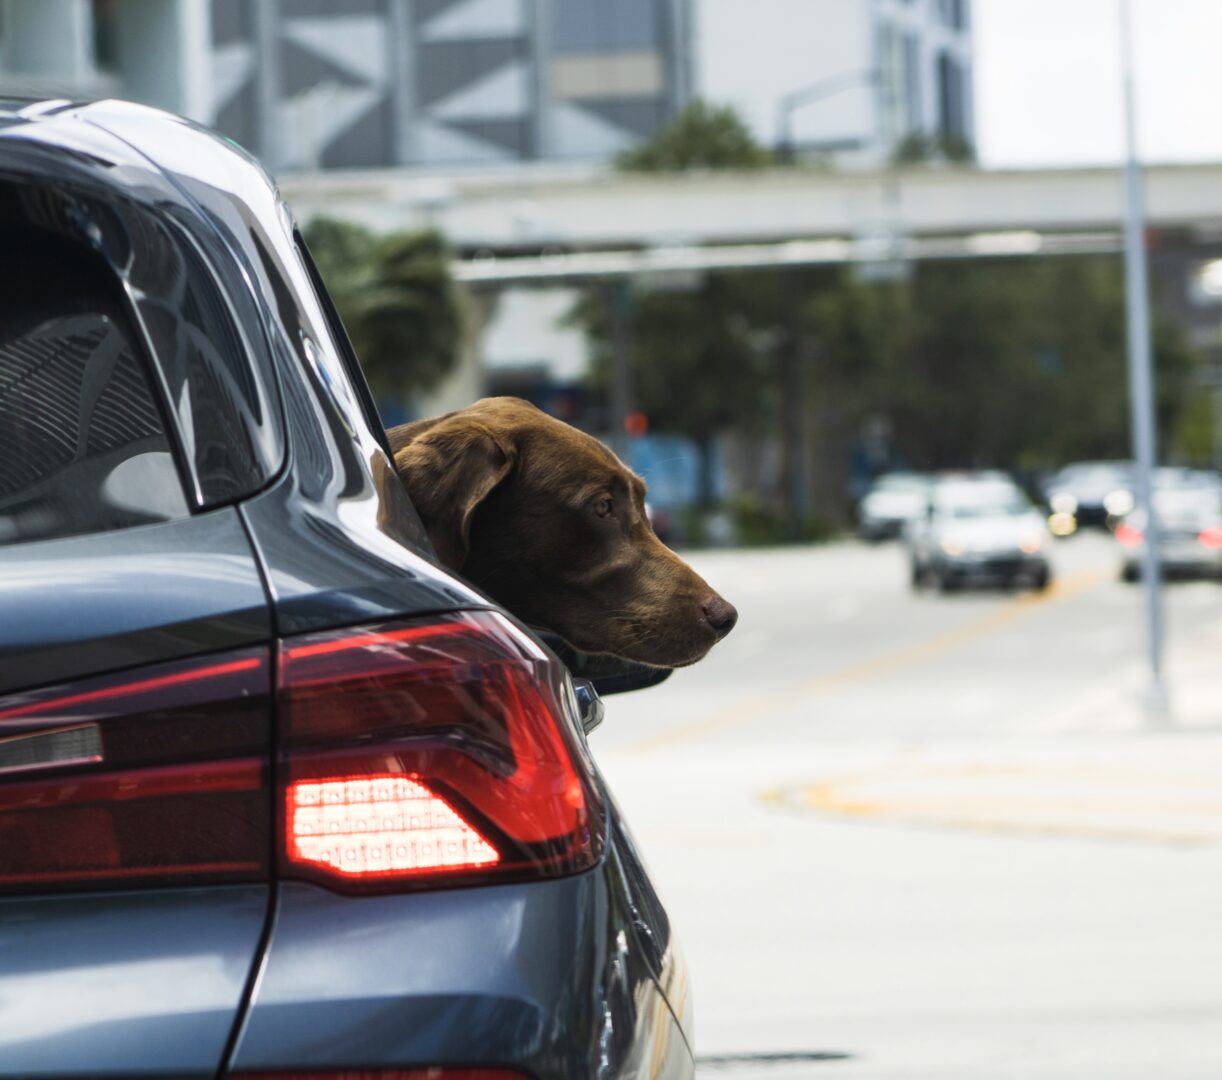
[387,397,737,667]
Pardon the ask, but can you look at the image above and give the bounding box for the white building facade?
[698,0,974,165]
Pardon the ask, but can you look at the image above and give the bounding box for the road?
[591,533,1222,1080]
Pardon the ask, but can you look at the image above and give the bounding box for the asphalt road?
[592,533,1222,1080]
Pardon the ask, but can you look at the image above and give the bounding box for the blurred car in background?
[906,475,1052,592]
[857,472,933,541]
[1043,460,1135,535]
[1115,468,1222,581]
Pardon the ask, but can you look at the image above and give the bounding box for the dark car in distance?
[0,99,693,1080]
[1042,460,1135,533]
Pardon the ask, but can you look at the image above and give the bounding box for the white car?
[1116,469,1222,581]
[858,473,933,541]
[906,478,1052,592]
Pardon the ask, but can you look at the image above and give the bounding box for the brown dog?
[387,397,737,667]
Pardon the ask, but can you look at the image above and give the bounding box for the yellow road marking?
[759,750,1222,846]
[629,564,1111,755]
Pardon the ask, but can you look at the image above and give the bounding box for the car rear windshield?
[0,231,189,546]
[1153,485,1222,520]
[876,475,928,493]
[940,490,1030,518]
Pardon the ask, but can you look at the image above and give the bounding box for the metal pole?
[608,280,633,462]
[776,97,793,164]
[774,70,879,163]
[1213,384,1222,471]
[1118,0,1168,713]
[780,268,806,537]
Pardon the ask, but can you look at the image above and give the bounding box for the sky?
[975,0,1222,167]
[698,0,1222,169]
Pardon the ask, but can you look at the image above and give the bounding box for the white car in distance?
[906,477,1053,593]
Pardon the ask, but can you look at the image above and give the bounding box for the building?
[0,0,694,171]
[699,0,974,165]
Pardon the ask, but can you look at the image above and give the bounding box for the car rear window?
[0,231,189,546]
[937,484,1029,518]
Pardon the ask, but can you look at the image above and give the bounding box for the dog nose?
[701,595,738,637]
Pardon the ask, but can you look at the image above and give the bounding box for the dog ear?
[392,417,514,570]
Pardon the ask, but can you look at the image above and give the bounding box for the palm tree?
[303,218,463,403]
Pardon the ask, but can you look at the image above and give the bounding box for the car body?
[1115,469,1222,581]
[0,98,693,1080]
[1043,460,1135,533]
[857,472,933,541]
[906,475,1052,592]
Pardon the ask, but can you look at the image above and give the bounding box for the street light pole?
[1118,0,1168,714]
[608,279,633,463]
[775,70,879,162]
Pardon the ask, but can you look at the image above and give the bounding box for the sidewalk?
[1035,612,1222,735]
[758,615,1222,849]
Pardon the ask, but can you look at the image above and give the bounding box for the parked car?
[906,475,1052,592]
[0,98,693,1080]
[857,472,933,541]
[1115,469,1222,581]
[1042,460,1135,533]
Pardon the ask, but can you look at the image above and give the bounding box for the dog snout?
[701,595,738,638]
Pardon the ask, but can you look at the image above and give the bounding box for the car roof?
[1053,460,1132,479]
[872,472,930,488]
[933,478,1024,503]
[1153,467,1222,490]
[0,96,285,248]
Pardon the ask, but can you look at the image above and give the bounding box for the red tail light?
[1199,526,1222,550]
[0,649,270,891]
[1114,522,1144,548]
[277,611,603,891]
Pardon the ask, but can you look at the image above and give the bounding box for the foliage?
[302,217,463,402]
[728,492,833,546]
[569,255,1205,522]
[616,101,771,173]
[892,131,976,165]
[568,274,782,504]
[802,257,1202,474]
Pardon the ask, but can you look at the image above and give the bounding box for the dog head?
[389,397,737,667]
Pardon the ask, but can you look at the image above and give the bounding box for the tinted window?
[134,214,284,506]
[0,233,188,546]
[875,474,929,494]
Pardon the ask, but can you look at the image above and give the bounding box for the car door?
[0,229,275,1078]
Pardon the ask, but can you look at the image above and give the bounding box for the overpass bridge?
[280,160,1222,282]
[282,160,1222,459]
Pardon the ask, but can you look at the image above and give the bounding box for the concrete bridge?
[280,160,1222,432]
[280,160,1222,280]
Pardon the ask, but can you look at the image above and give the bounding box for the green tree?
[570,256,1203,529]
[570,273,782,505]
[302,218,463,402]
[802,257,1201,481]
[616,101,771,173]
[892,131,976,166]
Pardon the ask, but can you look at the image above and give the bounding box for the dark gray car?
[0,98,693,1080]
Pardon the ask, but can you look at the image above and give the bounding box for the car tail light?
[277,611,603,892]
[0,649,270,891]
[1114,522,1144,548]
[1199,526,1222,549]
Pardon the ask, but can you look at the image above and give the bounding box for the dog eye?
[594,498,613,518]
